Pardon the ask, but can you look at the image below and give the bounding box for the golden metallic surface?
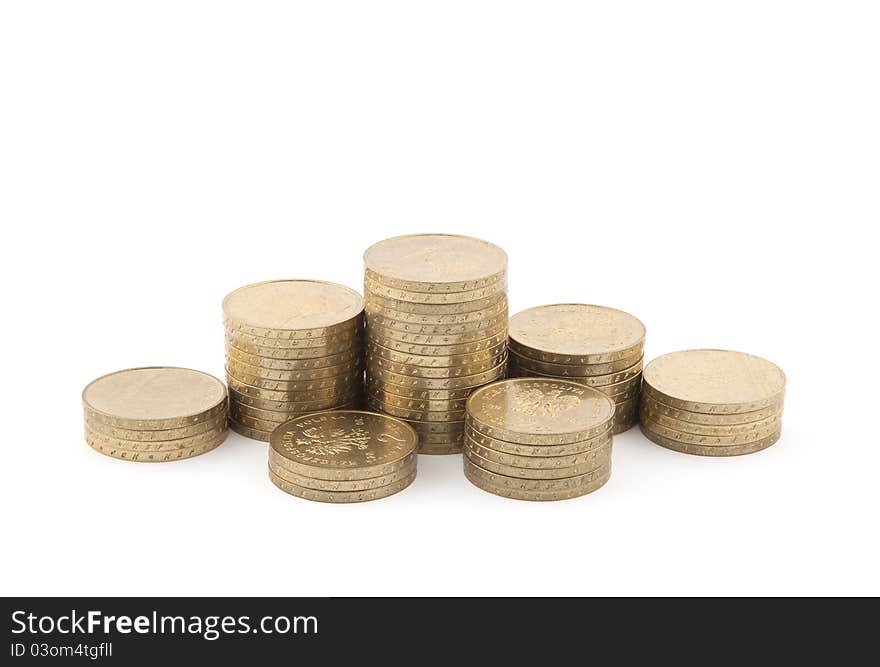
[85,412,228,442]
[225,348,364,373]
[642,349,786,414]
[269,410,418,480]
[365,321,508,349]
[228,388,361,413]
[464,445,611,480]
[508,304,646,364]
[231,397,360,424]
[226,376,362,402]
[269,468,415,503]
[464,462,611,501]
[365,290,506,315]
[508,348,643,377]
[364,268,507,295]
[226,370,361,394]
[366,378,476,401]
[225,338,361,360]
[611,398,639,434]
[600,378,641,403]
[365,396,466,422]
[85,429,226,462]
[224,317,361,341]
[639,394,784,426]
[229,419,273,442]
[268,455,416,492]
[366,361,505,390]
[365,387,469,412]
[464,432,612,470]
[227,378,359,402]
[364,298,508,324]
[224,329,361,351]
[637,418,781,446]
[225,359,362,385]
[222,280,364,332]
[508,357,643,387]
[84,424,227,452]
[466,379,615,445]
[365,341,507,368]
[365,310,508,337]
[640,425,782,457]
[363,234,507,290]
[463,457,610,492]
[464,422,611,458]
[397,418,465,434]
[640,406,783,437]
[82,367,227,430]
[366,353,507,380]
[364,277,508,304]
[363,329,507,357]
[419,442,463,455]
[229,405,359,434]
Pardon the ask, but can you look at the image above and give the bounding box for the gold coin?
[463,457,611,492]
[268,454,416,491]
[230,395,360,424]
[225,328,361,351]
[365,290,506,316]
[464,433,612,471]
[222,279,364,334]
[82,367,227,431]
[364,329,507,357]
[364,297,508,324]
[639,393,784,425]
[637,417,781,445]
[225,348,364,374]
[84,424,228,452]
[228,386,362,413]
[642,349,786,414]
[365,340,507,368]
[230,404,358,433]
[366,352,507,380]
[365,387,469,412]
[224,316,361,341]
[365,310,508,337]
[363,234,507,291]
[419,441,463,455]
[85,428,226,462]
[366,378,475,401]
[229,419,273,442]
[464,462,611,501]
[466,378,615,444]
[640,405,783,437]
[269,410,418,480]
[225,338,361,360]
[269,468,415,503]
[612,398,639,434]
[226,367,360,393]
[366,360,505,389]
[365,396,466,422]
[226,375,362,402]
[464,445,611,480]
[598,377,641,402]
[363,276,508,304]
[508,348,643,377]
[85,412,228,442]
[509,304,645,364]
[640,425,782,457]
[396,418,465,434]
[508,356,643,387]
[365,321,508,349]
[225,358,362,385]
[226,375,359,400]
[464,422,611,457]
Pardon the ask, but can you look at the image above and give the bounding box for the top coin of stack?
[463,378,616,501]
[362,234,509,454]
[639,349,786,456]
[82,367,228,462]
[507,304,645,434]
[223,280,365,442]
[268,410,418,503]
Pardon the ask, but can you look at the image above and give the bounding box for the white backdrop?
[1,1,877,596]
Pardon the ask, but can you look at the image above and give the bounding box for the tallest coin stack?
[363,235,509,454]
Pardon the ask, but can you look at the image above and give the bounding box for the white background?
[1,1,877,596]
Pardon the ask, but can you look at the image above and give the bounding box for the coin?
[464,462,611,501]
[366,352,507,379]
[225,338,361,360]
[82,367,228,431]
[226,369,361,393]
[269,468,415,503]
[463,458,610,492]
[466,379,616,444]
[365,387,469,412]
[363,276,508,304]
[85,412,228,442]
[396,418,465,434]
[231,404,358,434]
[365,290,506,315]
[464,422,612,457]
[224,317,361,340]
[365,310,508,337]
[363,329,507,357]
[227,376,359,400]
[419,442,463,455]
[508,304,645,364]
[508,356,644,387]
[268,455,416,491]
[229,419,273,442]
[508,348,643,377]
[224,329,361,351]
[639,393,784,425]
[364,297,508,324]
[599,376,642,402]
[222,280,364,334]
[464,445,611,480]
[612,397,639,434]
[226,375,362,402]
[85,429,226,462]
[226,348,364,374]
[225,359,363,385]
[640,406,783,436]
[642,349,786,414]
[464,433,612,470]
[637,418,781,446]
[363,234,508,292]
[269,410,418,480]
[84,424,228,452]
[640,425,782,457]
[365,378,475,401]
[365,397,466,422]
[366,360,506,389]
[231,396,360,423]
[365,340,507,368]
[228,387,362,412]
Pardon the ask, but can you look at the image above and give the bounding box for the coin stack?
[507,304,645,434]
[82,367,228,462]
[362,234,509,454]
[640,349,786,456]
[268,410,418,503]
[463,378,615,501]
[223,280,365,442]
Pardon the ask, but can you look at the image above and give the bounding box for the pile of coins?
[82,367,228,462]
[362,234,509,454]
[507,304,645,434]
[268,411,418,503]
[223,280,365,441]
[463,378,615,500]
[640,349,786,456]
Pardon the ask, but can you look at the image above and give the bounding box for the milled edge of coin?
[226,368,362,394]
[269,468,416,503]
[364,276,508,304]
[365,378,477,401]
[365,387,469,412]
[84,415,228,445]
[636,417,782,445]
[366,359,506,388]
[365,397,466,422]
[268,455,416,491]
[225,360,363,386]
[640,425,782,457]
[639,406,783,437]
[365,310,508,336]
[397,418,465,434]
[366,353,508,380]
[85,429,227,462]
[269,448,418,483]
[364,267,507,294]
[464,434,612,472]
[365,290,507,316]
[464,445,611,480]
[508,348,644,377]
[362,329,508,357]
[462,457,611,491]
[227,387,363,412]
[230,403,360,433]
[464,422,612,457]
[229,419,273,442]
[639,393,784,425]
[227,376,360,400]
[225,338,362,360]
[223,314,362,340]
[364,297,508,324]
[230,394,363,422]
[508,357,644,387]
[464,460,612,500]
[224,324,362,349]
[225,346,365,373]
[365,341,507,369]
[419,441,463,455]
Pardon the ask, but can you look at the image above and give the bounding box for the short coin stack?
[268,410,418,502]
[223,280,365,441]
[463,378,615,500]
[640,349,786,456]
[362,234,509,454]
[82,367,228,462]
[507,304,645,433]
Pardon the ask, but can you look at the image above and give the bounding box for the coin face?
[269,410,418,478]
[466,378,615,443]
[363,234,507,287]
[643,349,786,413]
[222,280,364,331]
[509,304,645,363]
[82,367,227,429]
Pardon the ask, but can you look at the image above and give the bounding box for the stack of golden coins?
[507,304,645,433]
[268,410,418,503]
[82,367,228,462]
[222,280,365,441]
[463,378,615,501]
[362,234,509,454]
[640,349,786,456]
